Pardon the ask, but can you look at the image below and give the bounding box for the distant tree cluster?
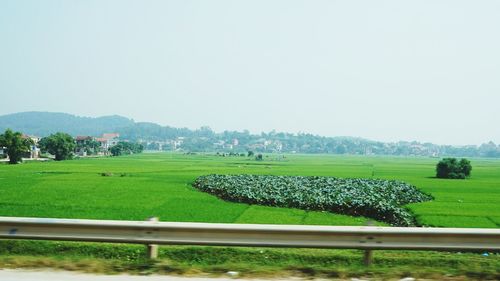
[215,152,246,157]
[436,158,472,179]
[110,141,144,156]
[117,124,500,158]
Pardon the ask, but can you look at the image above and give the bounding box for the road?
[0,269,305,281]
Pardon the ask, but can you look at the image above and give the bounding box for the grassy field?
[0,153,499,279]
[0,152,499,227]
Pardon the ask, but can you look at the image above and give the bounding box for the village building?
[22,135,41,159]
[75,136,94,145]
[75,136,96,156]
[96,133,120,153]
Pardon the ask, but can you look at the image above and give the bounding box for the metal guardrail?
[1,216,499,264]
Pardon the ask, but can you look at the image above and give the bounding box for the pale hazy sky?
[1,0,499,145]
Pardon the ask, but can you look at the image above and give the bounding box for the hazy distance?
[1,0,499,145]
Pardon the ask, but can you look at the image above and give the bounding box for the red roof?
[75,136,93,141]
[102,133,119,139]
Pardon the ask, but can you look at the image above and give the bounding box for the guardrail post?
[363,220,374,266]
[146,217,159,259]
[363,248,373,266]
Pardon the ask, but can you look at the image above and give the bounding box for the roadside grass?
[0,241,498,280]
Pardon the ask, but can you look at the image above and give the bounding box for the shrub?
[193,174,432,226]
[436,158,471,179]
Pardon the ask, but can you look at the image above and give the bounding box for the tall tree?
[39,132,76,161]
[0,129,33,164]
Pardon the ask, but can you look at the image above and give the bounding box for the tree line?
[0,129,143,164]
[118,124,500,157]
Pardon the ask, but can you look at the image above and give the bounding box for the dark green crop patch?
[193,175,433,226]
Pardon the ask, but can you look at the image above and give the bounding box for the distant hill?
[0,112,134,137]
[1,111,499,157]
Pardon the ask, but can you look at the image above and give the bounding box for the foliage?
[109,141,144,156]
[0,129,33,164]
[255,153,263,161]
[436,158,472,179]
[109,145,121,156]
[193,174,433,226]
[39,132,76,161]
[76,139,102,155]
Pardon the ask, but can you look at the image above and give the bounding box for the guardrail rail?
[1,216,499,265]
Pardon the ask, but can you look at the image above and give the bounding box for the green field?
[0,153,499,279]
[0,153,499,227]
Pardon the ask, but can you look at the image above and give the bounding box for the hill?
[0,112,134,137]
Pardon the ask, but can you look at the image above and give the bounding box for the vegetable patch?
[193,174,432,226]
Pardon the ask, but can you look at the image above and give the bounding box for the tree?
[110,141,144,156]
[0,129,33,164]
[255,153,263,161]
[109,144,123,156]
[86,139,102,154]
[39,132,76,161]
[436,158,472,179]
[76,138,101,155]
[247,151,254,157]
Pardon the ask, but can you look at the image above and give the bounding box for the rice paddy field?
[0,152,499,227]
[0,153,499,279]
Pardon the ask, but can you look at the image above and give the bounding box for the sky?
[0,0,499,145]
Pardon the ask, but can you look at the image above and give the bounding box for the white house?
[22,135,41,159]
[97,133,120,152]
